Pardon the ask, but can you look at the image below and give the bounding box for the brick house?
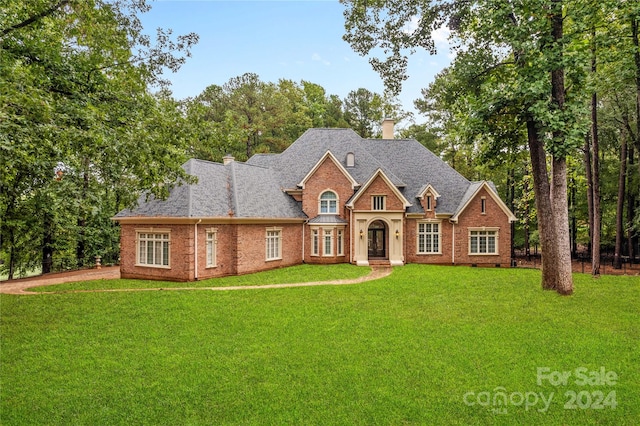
[114,122,516,281]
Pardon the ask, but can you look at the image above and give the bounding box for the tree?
[341,0,601,294]
[1,0,198,277]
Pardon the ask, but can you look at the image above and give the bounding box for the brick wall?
[120,224,194,281]
[121,222,304,281]
[404,218,454,264]
[453,187,512,266]
[304,226,349,264]
[235,223,303,275]
[353,174,405,211]
[301,156,354,262]
[301,157,355,220]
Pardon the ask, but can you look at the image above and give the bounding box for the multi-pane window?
[324,229,333,256]
[337,229,344,256]
[320,191,338,214]
[206,229,217,267]
[470,230,498,254]
[417,223,440,254]
[266,228,282,260]
[311,229,319,256]
[372,195,385,211]
[137,232,169,267]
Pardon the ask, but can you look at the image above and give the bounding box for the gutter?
[194,219,201,280]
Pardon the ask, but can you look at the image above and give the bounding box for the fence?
[513,249,639,275]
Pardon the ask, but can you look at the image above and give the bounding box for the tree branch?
[1,0,71,36]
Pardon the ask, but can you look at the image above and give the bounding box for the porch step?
[368,260,391,267]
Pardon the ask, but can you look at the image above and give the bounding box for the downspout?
[194,219,201,280]
[451,221,455,265]
[349,207,353,264]
[302,220,307,263]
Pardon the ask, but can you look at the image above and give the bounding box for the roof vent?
[346,152,355,167]
[223,154,234,165]
[382,118,395,139]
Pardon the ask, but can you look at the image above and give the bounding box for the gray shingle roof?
[247,128,405,189]
[115,159,305,219]
[117,128,489,221]
[360,138,472,215]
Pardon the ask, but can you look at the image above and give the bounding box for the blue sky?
[141,0,454,119]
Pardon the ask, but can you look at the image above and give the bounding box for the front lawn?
[1,265,638,425]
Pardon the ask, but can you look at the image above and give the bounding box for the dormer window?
[426,195,433,211]
[346,152,355,167]
[481,197,486,215]
[319,191,338,214]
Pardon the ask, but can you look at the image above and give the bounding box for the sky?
[140,0,455,119]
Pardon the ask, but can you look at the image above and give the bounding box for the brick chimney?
[223,154,234,165]
[382,118,395,139]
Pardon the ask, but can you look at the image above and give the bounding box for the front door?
[368,220,387,258]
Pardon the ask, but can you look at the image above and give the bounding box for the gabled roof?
[360,138,471,215]
[417,183,441,200]
[297,150,358,189]
[346,169,412,209]
[450,181,517,223]
[247,128,405,190]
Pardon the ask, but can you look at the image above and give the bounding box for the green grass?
[28,263,371,292]
[2,265,638,425]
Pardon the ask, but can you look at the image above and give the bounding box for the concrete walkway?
[0,266,391,295]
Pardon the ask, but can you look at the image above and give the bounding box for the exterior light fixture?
[359,229,364,239]
[395,229,400,239]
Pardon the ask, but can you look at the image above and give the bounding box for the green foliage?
[0,0,198,277]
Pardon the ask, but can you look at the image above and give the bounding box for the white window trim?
[135,229,171,268]
[319,190,339,215]
[323,229,334,257]
[337,229,344,256]
[266,227,283,261]
[311,229,319,257]
[372,195,386,211]
[205,227,217,268]
[481,197,487,215]
[469,227,499,255]
[426,194,433,211]
[416,221,442,255]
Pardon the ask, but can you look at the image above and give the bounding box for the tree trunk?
[551,156,573,294]
[548,0,573,294]
[584,135,594,257]
[526,116,559,291]
[42,209,54,274]
[7,228,15,280]
[628,143,636,261]
[590,27,601,277]
[508,165,516,262]
[614,127,628,269]
[570,176,577,257]
[76,158,90,267]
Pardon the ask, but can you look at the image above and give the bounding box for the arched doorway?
[368,220,387,259]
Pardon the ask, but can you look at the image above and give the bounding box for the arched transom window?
[319,191,338,214]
